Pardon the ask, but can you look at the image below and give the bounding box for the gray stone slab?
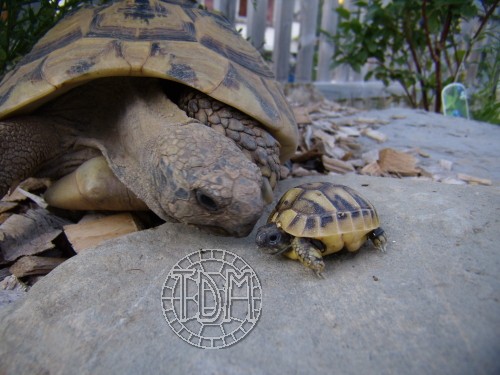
[0,174,499,375]
[350,108,500,185]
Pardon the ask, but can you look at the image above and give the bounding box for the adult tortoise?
[0,0,298,237]
[256,182,387,276]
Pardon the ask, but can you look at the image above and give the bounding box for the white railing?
[207,0,495,90]
[207,0,351,83]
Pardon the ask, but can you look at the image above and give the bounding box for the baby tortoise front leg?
[255,222,325,277]
[288,237,325,277]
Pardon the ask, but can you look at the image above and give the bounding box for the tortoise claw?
[370,227,387,252]
[315,270,325,279]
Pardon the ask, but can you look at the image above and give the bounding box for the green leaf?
[336,7,351,19]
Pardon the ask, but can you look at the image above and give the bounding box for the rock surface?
[351,108,500,184]
[0,174,499,374]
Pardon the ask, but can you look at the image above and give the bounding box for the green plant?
[0,0,111,78]
[327,0,499,114]
[470,31,500,124]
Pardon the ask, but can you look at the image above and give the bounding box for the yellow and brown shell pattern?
[269,182,384,254]
[0,0,298,160]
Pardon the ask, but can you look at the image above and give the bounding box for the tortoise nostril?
[195,190,219,211]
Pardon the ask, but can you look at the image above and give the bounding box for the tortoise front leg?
[287,237,325,277]
[0,117,62,198]
[44,156,148,211]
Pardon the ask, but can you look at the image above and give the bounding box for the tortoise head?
[255,222,293,254]
[149,122,266,237]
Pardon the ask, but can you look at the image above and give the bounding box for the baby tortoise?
[256,182,387,276]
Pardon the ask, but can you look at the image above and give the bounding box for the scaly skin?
[0,118,63,197]
[255,222,325,277]
[290,237,325,277]
[178,91,281,188]
[0,78,266,237]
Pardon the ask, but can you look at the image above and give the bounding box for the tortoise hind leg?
[0,117,62,198]
[286,237,325,277]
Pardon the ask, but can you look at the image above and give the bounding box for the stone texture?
[0,174,499,374]
[350,108,500,185]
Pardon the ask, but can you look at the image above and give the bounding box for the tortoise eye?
[268,233,280,245]
[195,190,219,211]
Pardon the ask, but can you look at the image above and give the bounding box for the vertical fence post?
[317,0,338,82]
[246,0,268,52]
[213,0,237,25]
[295,0,320,82]
[272,0,294,82]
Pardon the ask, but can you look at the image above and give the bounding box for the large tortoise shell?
[268,182,381,238]
[0,0,298,160]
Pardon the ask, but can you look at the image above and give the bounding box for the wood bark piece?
[291,166,320,177]
[362,128,388,142]
[456,173,492,186]
[0,209,71,263]
[291,148,324,163]
[0,201,17,214]
[2,178,51,202]
[312,129,336,156]
[64,213,141,253]
[9,256,66,278]
[378,148,420,176]
[360,161,384,176]
[337,126,361,137]
[322,155,355,174]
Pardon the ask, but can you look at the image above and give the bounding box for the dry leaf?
[322,156,355,174]
[2,178,51,202]
[0,209,70,263]
[64,213,142,253]
[378,148,420,176]
[9,256,66,278]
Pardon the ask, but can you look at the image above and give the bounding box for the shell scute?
[270,182,381,238]
[0,0,298,160]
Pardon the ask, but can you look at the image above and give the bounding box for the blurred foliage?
[470,31,500,124]
[326,0,499,119]
[0,0,111,78]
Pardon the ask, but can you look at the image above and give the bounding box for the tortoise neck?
[38,77,195,153]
